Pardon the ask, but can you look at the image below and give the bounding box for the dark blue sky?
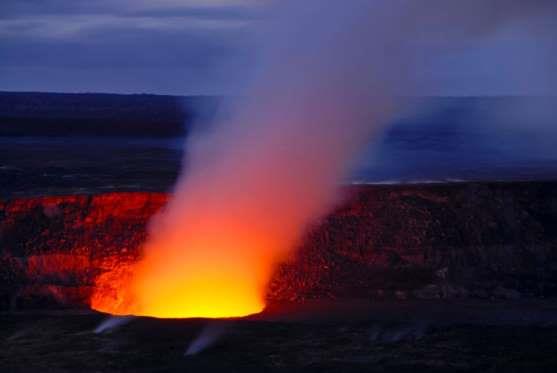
[0,0,555,95]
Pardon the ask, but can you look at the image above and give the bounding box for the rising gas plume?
[92,0,395,318]
[91,0,557,318]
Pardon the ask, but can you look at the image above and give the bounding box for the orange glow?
[90,0,392,320]
[90,206,281,318]
[91,183,296,318]
[88,133,328,319]
[89,129,347,319]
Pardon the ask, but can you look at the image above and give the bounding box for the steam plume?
[185,322,230,356]
[92,0,557,318]
[94,316,134,334]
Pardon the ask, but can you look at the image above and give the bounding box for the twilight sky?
[0,0,555,96]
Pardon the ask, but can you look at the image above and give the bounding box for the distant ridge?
[0,92,553,138]
[0,91,220,138]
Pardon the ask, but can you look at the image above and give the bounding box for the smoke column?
[92,0,557,318]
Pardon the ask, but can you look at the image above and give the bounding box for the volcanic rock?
[413,284,441,300]
[1,181,557,310]
[492,286,522,300]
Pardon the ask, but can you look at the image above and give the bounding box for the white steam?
[94,316,134,334]
[132,0,556,318]
[185,322,229,356]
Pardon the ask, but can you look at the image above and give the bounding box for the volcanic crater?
[2,181,556,312]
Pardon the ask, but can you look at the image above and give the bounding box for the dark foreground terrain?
[2,300,557,372]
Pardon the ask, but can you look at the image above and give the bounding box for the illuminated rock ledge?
[1,181,556,311]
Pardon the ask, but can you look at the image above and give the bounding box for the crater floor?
[2,300,557,372]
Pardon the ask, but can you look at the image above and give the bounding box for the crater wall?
[1,182,556,310]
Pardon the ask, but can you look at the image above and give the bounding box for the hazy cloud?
[0,0,259,94]
[0,0,555,95]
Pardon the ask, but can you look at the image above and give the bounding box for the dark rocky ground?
[0,137,181,197]
[2,300,557,372]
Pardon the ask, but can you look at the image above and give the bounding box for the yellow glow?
[131,276,265,319]
[90,220,274,319]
